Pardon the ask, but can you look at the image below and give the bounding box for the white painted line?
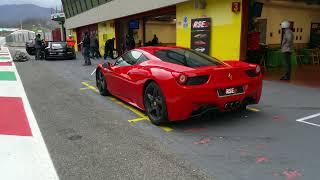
[296,113,320,128]
[0,66,15,71]
[297,120,320,128]
[91,68,96,76]
[0,47,59,180]
[296,113,320,122]
[0,81,22,97]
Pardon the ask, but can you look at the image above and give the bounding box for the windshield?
[51,42,67,49]
[154,48,223,68]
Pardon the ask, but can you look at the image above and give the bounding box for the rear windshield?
[51,42,67,49]
[154,48,222,68]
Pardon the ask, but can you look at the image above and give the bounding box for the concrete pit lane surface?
[13,49,320,180]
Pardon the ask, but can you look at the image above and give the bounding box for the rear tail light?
[178,74,187,84]
[246,65,261,77]
[172,72,209,85]
[172,72,187,84]
[186,76,209,85]
[246,69,258,77]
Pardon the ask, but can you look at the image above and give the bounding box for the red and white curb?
[0,47,59,180]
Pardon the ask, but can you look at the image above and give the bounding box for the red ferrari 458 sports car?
[96,46,262,125]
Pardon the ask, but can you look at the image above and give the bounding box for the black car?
[44,41,76,60]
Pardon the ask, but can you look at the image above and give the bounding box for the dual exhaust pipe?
[225,101,241,110]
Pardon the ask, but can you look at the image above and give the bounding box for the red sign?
[192,21,210,29]
[232,2,241,13]
[191,18,211,31]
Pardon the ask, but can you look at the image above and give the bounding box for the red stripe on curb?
[0,97,32,136]
[0,62,12,66]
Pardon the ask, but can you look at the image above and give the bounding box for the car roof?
[49,41,67,43]
[137,46,187,55]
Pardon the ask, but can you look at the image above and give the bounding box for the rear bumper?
[46,52,75,59]
[164,77,263,121]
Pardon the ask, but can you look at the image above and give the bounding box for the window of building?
[67,0,76,17]
[86,0,93,9]
[80,0,88,11]
[92,0,99,7]
[61,0,68,18]
[68,6,73,17]
[63,0,115,18]
[76,0,82,13]
[70,0,77,15]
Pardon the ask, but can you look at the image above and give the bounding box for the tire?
[96,69,109,96]
[143,82,168,125]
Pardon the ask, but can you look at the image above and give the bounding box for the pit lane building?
[61,0,320,62]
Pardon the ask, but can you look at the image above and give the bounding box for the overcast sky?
[0,0,61,8]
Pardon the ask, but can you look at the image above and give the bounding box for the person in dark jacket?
[129,35,135,50]
[280,21,294,81]
[90,34,100,59]
[104,38,115,60]
[125,34,131,52]
[151,34,159,46]
[82,32,91,66]
[94,35,102,58]
[34,34,43,60]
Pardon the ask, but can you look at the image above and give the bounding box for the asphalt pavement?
[14,48,320,180]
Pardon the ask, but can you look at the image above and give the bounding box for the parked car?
[96,46,263,125]
[44,41,76,60]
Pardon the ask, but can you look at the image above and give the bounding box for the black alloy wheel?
[144,82,168,125]
[96,69,109,96]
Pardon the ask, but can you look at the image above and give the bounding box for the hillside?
[0,4,54,27]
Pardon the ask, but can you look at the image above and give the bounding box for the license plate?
[218,86,244,97]
[225,88,236,95]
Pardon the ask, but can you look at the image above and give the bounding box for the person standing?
[94,35,102,58]
[66,35,76,48]
[151,34,159,46]
[280,21,294,81]
[129,35,135,50]
[104,38,115,60]
[90,34,97,59]
[82,32,91,66]
[104,39,110,60]
[34,34,43,60]
[125,34,131,52]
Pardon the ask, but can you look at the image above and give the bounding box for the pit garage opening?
[245,0,320,86]
[144,13,177,47]
[115,6,176,54]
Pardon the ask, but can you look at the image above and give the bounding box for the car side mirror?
[103,62,113,70]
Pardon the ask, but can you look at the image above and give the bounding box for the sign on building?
[191,18,211,55]
[51,13,66,22]
[183,16,188,28]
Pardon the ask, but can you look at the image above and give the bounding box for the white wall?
[259,1,320,45]
[65,0,188,29]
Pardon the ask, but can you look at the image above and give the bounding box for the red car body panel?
[97,46,263,121]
